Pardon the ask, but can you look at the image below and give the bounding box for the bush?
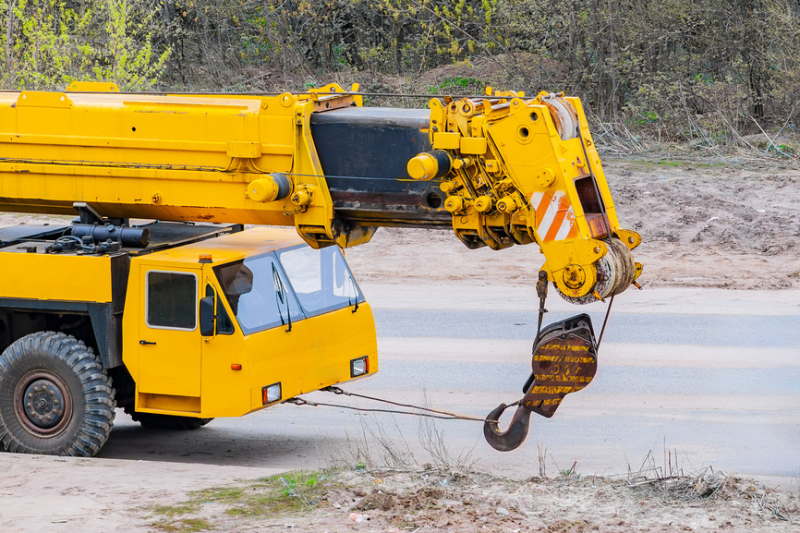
[2,0,798,147]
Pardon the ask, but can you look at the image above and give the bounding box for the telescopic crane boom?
[0,81,642,452]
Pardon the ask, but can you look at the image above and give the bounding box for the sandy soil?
[2,159,800,532]
[88,466,800,533]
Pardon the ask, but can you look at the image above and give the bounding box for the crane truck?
[0,82,641,457]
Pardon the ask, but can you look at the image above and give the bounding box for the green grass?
[151,503,201,517]
[151,518,214,532]
[654,160,727,168]
[192,486,246,504]
[145,471,333,530]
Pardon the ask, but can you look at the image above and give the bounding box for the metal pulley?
[556,237,637,305]
[483,314,598,452]
[540,93,580,141]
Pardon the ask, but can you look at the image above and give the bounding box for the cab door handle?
[139,340,157,345]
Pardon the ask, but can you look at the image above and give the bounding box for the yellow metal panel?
[199,277,378,418]
[460,136,488,155]
[138,394,201,413]
[0,252,113,302]
[6,133,233,155]
[226,141,263,158]
[0,90,316,229]
[16,92,72,109]
[201,315,318,417]
[67,81,119,92]
[123,258,144,394]
[144,226,304,265]
[0,161,298,225]
[196,269,251,416]
[433,132,461,149]
[303,304,379,391]
[250,387,262,409]
[124,239,379,418]
[135,264,202,397]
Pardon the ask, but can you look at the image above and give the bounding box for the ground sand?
[1,159,800,532]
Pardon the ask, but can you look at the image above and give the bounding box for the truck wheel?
[0,331,116,456]
[123,406,212,430]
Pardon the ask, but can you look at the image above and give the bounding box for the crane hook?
[483,313,600,453]
[483,402,533,452]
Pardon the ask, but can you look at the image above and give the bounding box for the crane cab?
[0,222,377,456]
[126,226,378,418]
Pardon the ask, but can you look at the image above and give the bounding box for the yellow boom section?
[0,83,641,303]
[0,83,353,247]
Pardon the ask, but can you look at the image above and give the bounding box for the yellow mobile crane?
[0,82,641,456]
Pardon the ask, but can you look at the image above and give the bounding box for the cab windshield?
[213,245,363,335]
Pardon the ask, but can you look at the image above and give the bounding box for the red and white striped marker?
[530,190,578,242]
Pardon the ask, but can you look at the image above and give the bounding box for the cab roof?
[141,226,306,266]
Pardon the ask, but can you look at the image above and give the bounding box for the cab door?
[137,266,202,397]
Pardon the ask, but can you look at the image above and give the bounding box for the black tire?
[123,405,212,430]
[0,331,116,456]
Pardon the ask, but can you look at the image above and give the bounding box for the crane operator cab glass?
[132,227,377,419]
[213,245,364,333]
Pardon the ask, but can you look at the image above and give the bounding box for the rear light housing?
[262,382,281,405]
[350,356,369,377]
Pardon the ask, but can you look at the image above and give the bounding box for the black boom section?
[311,107,451,228]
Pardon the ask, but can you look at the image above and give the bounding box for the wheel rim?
[14,371,73,437]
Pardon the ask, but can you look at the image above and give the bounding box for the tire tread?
[0,331,116,456]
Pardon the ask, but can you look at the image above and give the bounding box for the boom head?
[407,90,642,303]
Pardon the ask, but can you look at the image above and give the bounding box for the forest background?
[1,0,799,156]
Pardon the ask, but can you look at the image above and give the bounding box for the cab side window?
[213,255,303,335]
[147,271,197,330]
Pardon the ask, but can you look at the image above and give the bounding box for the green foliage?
[88,0,170,90]
[275,471,320,497]
[149,0,502,85]
[2,0,799,144]
[1,0,78,89]
[426,76,484,95]
[439,76,480,89]
[144,0,800,142]
[0,0,169,90]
